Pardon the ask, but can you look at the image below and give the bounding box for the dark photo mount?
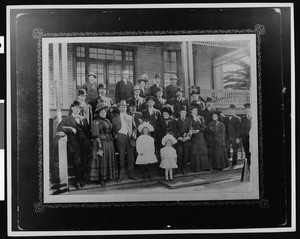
[7,5,292,235]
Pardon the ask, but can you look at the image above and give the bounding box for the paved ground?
[62,159,252,197]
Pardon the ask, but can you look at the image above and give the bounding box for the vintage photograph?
[43,34,259,203]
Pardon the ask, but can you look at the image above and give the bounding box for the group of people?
[56,70,252,189]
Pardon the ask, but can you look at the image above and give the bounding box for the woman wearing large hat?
[189,105,212,172]
[90,103,118,186]
[206,110,229,170]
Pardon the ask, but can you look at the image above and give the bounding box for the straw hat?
[161,134,177,146]
[138,121,154,133]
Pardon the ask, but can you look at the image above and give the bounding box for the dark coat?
[115,80,133,104]
[139,87,149,98]
[165,84,180,103]
[111,113,136,138]
[127,96,146,112]
[129,111,144,129]
[189,100,204,114]
[153,97,167,112]
[223,115,241,140]
[199,107,215,125]
[241,115,251,137]
[157,118,177,142]
[142,108,162,131]
[57,115,90,154]
[169,97,190,119]
[175,117,192,139]
[149,84,165,97]
[207,121,226,146]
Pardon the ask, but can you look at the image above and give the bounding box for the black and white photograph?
[44,35,259,203]
[6,3,295,236]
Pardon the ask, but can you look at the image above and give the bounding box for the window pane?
[97,75,104,84]
[77,74,82,86]
[106,54,114,60]
[171,62,177,72]
[116,75,121,81]
[81,47,85,52]
[164,62,171,72]
[164,51,169,61]
[115,55,122,61]
[115,65,121,74]
[106,49,113,55]
[89,48,97,53]
[81,75,86,85]
[89,53,97,59]
[98,48,105,54]
[171,52,177,62]
[109,75,115,84]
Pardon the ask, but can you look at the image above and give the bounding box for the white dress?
[135,135,158,165]
[160,146,178,169]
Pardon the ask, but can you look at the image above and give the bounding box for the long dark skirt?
[190,132,211,171]
[90,140,118,181]
[209,144,228,170]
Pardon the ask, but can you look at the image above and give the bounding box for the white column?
[187,42,194,88]
[181,42,189,97]
[61,43,69,109]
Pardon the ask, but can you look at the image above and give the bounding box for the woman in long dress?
[206,110,229,170]
[189,106,212,172]
[90,103,118,186]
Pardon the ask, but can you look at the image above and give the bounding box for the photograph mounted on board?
[44,34,259,203]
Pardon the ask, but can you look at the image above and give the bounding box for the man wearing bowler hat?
[149,73,164,97]
[115,70,134,104]
[169,87,190,119]
[57,100,91,189]
[223,104,242,169]
[127,85,146,112]
[200,97,215,125]
[166,77,180,103]
[112,100,137,181]
[175,105,192,175]
[83,72,99,104]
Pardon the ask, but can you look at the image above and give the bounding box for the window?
[125,64,134,82]
[108,64,122,84]
[76,61,85,85]
[163,51,177,86]
[89,63,105,84]
[89,48,123,61]
[125,51,133,61]
[76,46,85,58]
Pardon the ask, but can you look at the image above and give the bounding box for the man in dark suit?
[112,100,137,181]
[199,97,215,125]
[166,77,180,103]
[241,103,252,167]
[169,87,190,119]
[223,104,242,168]
[149,73,164,97]
[142,96,162,136]
[189,87,204,115]
[57,100,91,189]
[127,85,146,112]
[89,84,113,116]
[115,70,133,104]
[128,101,144,135]
[175,106,192,175]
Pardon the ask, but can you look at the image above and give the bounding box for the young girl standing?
[160,134,178,181]
[135,122,158,179]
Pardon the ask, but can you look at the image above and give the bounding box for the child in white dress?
[160,134,178,181]
[136,122,158,179]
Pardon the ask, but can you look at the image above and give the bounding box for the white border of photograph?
[7,3,295,236]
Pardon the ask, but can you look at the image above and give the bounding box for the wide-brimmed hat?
[190,86,200,95]
[138,121,154,133]
[71,100,83,108]
[161,104,173,115]
[155,87,163,93]
[145,95,156,102]
[138,74,149,83]
[210,110,222,117]
[128,100,138,107]
[132,85,141,91]
[161,134,177,146]
[95,103,109,113]
[97,84,106,90]
[229,104,236,109]
[170,77,178,81]
[117,100,129,107]
[176,87,184,93]
[244,103,251,108]
[88,72,97,78]
[77,89,87,96]
[154,73,162,79]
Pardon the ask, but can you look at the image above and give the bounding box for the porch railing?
[200,89,250,107]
